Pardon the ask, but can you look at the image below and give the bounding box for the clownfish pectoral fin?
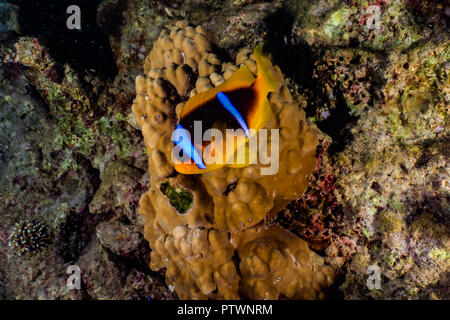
[221,130,253,168]
[225,142,254,168]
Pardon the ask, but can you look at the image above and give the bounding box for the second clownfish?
[173,44,281,174]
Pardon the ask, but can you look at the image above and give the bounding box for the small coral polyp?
[133,20,334,299]
[8,220,51,256]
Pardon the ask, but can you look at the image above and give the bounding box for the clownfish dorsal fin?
[219,64,256,90]
[180,65,255,119]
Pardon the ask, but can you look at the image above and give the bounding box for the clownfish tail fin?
[253,43,281,94]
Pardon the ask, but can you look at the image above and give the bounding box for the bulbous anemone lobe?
[132,20,332,300]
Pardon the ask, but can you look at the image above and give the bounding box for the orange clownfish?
[173,44,280,174]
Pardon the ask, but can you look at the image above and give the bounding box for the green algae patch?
[362,228,371,239]
[160,182,193,214]
[323,7,354,41]
[378,211,404,233]
[429,249,450,261]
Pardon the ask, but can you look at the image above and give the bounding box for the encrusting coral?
[132,20,334,299]
[234,225,335,300]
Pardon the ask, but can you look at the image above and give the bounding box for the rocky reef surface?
[0,0,448,299]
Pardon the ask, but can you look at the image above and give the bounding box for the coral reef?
[335,37,449,299]
[312,48,384,117]
[8,220,51,256]
[296,0,445,52]
[234,225,334,299]
[132,21,334,299]
[0,0,448,300]
[0,11,169,299]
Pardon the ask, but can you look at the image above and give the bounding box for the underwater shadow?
[262,6,358,154]
[15,0,118,79]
